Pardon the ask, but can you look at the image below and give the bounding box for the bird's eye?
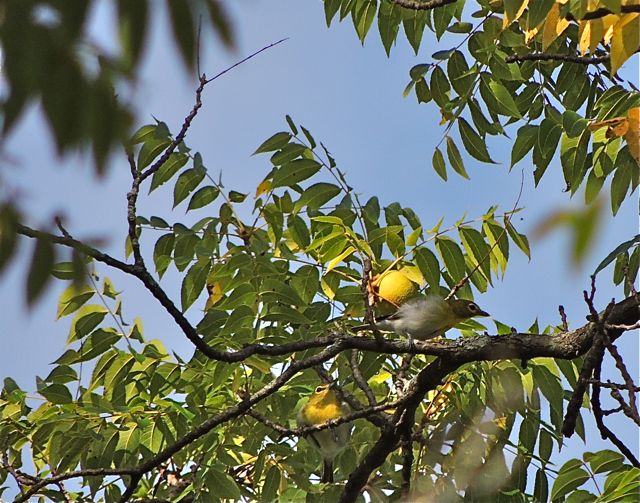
[468,303,477,311]
[315,386,324,393]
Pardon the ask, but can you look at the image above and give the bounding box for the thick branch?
[568,4,640,21]
[391,0,457,10]
[506,53,609,65]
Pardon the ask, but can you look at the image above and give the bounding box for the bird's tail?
[321,459,334,483]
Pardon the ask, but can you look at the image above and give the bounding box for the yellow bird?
[297,383,352,483]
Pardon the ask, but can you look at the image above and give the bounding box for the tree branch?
[391,0,457,10]
[567,4,640,21]
[505,53,609,65]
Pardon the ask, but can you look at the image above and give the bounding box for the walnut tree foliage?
[1,1,640,502]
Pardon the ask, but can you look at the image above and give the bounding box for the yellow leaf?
[626,107,640,161]
[325,246,356,273]
[525,26,540,44]
[255,179,271,198]
[588,116,627,131]
[205,281,224,310]
[579,20,592,55]
[320,278,336,300]
[503,0,530,29]
[610,13,640,74]
[543,3,571,50]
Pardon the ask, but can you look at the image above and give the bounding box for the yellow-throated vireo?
[297,383,351,483]
[354,295,489,340]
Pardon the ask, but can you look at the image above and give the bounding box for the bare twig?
[350,350,377,407]
[559,305,569,331]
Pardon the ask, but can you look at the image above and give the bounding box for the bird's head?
[447,299,490,321]
[308,383,339,407]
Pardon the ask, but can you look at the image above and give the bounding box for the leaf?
[594,234,640,275]
[39,383,73,404]
[378,2,401,56]
[414,247,441,289]
[205,468,242,499]
[173,167,206,208]
[584,450,624,474]
[436,236,466,282]
[430,66,451,108]
[326,246,356,273]
[187,186,220,211]
[447,51,473,96]
[149,153,189,192]
[551,462,589,500]
[563,110,588,138]
[355,0,376,43]
[611,164,632,215]
[488,80,522,118]
[511,125,538,168]
[27,237,55,305]
[446,137,469,179]
[459,227,491,280]
[458,118,496,163]
[272,159,321,188]
[181,259,211,312]
[68,305,108,343]
[610,13,640,75]
[432,147,447,181]
[262,465,280,501]
[294,182,341,211]
[254,132,291,154]
[505,220,531,259]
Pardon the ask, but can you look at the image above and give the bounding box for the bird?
[353,295,490,340]
[297,383,352,483]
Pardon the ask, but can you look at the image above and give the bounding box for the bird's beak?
[476,308,490,317]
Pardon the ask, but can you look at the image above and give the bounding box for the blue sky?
[1,0,638,492]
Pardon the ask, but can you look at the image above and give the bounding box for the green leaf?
[563,110,588,138]
[153,233,175,278]
[254,132,291,154]
[149,153,189,192]
[447,50,473,97]
[355,0,376,43]
[458,118,496,163]
[414,247,441,289]
[489,80,522,118]
[611,164,632,215]
[57,285,95,318]
[173,166,206,208]
[436,236,466,282]
[272,159,321,188]
[187,186,220,211]
[167,0,196,68]
[68,305,108,343]
[511,125,538,168]
[294,182,341,211]
[584,450,624,474]
[181,259,211,312]
[39,383,73,404]
[446,137,469,179]
[430,66,451,108]
[551,462,589,500]
[205,468,242,499]
[459,227,491,280]
[137,137,171,170]
[378,2,401,56]
[505,220,530,259]
[262,465,281,501]
[594,235,640,275]
[432,147,447,181]
[27,237,55,305]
